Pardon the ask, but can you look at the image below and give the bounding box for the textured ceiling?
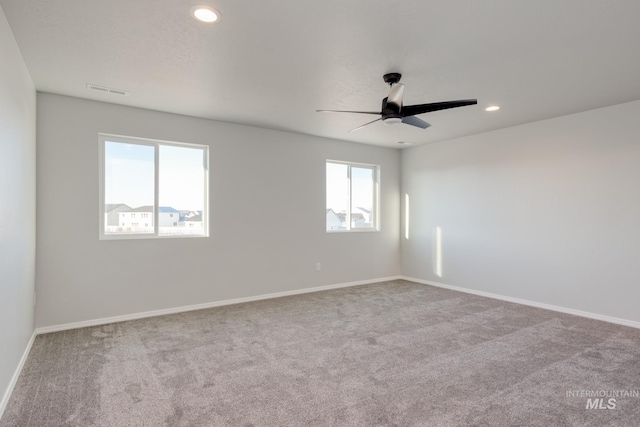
[2,0,640,148]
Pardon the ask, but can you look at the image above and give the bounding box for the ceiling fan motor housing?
[381,76,403,123]
[382,98,402,123]
[382,96,401,117]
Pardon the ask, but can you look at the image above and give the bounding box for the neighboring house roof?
[327,211,365,222]
[129,205,154,213]
[120,206,181,213]
[159,207,179,213]
[185,214,202,222]
[105,203,131,213]
[179,210,200,218]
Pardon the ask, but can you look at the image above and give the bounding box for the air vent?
[86,84,130,96]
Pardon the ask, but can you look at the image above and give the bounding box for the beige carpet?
[2,280,640,426]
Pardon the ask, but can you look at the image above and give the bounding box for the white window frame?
[98,133,209,240]
[326,160,380,233]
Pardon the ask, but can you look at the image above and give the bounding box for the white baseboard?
[0,331,36,420]
[35,276,402,335]
[402,276,640,329]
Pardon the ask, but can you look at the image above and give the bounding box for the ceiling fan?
[317,73,477,132]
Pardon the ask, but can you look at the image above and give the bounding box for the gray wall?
[36,93,401,328]
[401,99,640,323]
[0,6,36,413]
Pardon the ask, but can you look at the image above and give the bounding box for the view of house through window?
[326,160,379,231]
[100,134,208,238]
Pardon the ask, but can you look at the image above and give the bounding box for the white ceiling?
[2,0,640,148]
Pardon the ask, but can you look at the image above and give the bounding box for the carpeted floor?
[2,280,640,426]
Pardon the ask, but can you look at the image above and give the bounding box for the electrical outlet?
[316,262,321,271]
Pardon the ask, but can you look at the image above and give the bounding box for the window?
[326,160,379,232]
[99,134,209,239]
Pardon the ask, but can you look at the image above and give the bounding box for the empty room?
[1,1,640,425]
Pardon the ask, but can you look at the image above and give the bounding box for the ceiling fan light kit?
[383,117,402,125]
[317,73,477,132]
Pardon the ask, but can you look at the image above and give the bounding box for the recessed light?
[485,105,500,112]
[191,6,220,23]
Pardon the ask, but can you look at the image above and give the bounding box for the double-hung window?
[99,134,209,239]
[326,160,379,232]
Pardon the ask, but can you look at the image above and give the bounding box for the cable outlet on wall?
[316,262,321,272]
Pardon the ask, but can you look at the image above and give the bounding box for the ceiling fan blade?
[349,118,382,132]
[402,116,431,129]
[316,109,380,115]
[386,83,404,110]
[401,99,477,117]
